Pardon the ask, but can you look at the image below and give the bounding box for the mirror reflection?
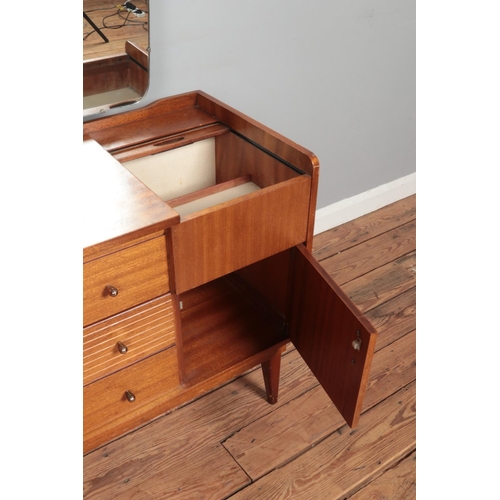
[83,1,150,116]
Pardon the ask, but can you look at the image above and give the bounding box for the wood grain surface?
[84,195,416,500]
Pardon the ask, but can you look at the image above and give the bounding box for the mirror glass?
[83,1,150,117]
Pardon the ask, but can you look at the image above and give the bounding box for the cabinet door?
[288,245,377,428]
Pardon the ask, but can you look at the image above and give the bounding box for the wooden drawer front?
[170,175,311,293]
[84,347,180,453]
[83,294,176,386]
[83,236,169,326]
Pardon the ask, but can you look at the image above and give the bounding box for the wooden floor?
[83,195,416,499]
[83,0,149,60]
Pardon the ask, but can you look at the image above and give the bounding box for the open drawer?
[121,131,313,293]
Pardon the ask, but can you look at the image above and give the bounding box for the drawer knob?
[106,285,119,297]
[116,341,128,354]
[125,390,136,402]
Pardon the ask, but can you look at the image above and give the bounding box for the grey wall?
[143,0,415,209]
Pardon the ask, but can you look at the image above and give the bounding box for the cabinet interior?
[177,250,292,387]
[121,131,302,220]
[116,126,308,382]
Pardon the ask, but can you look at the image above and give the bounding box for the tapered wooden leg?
[261,348,284,404]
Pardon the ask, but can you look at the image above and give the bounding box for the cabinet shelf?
[179,274,288,387]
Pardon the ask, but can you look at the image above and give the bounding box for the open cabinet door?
[288,245,377,428]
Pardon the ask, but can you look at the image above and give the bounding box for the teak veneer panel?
[82,140,179,260]
[289,245,377,428]
[83,294,176,385]
[83,91,320,250]
[83,347,181,455]
[169,175,311,293]
[83,236,170,326]
[83,196,415,498]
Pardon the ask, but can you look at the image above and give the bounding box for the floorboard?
[320,220,416,285]
[312,194,416,260]
[348,451,416,500]
[342,255,416,313]
[83,195,417,499]
[229,382,416,500]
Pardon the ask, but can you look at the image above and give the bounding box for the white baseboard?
[313,172,416,235]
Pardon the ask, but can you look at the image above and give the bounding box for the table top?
[83,140,179,261]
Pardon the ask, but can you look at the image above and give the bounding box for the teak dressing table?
[83,91,377,454]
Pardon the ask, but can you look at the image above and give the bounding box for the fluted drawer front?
[83,347,180,453]
[83,294,176,385]
[83,236,169,326]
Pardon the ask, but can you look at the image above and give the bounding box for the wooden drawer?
[83,236,170,326]
[83,294,176,385]
[122,133,312,294]
[83,347,180,453]
[169,175,311,293]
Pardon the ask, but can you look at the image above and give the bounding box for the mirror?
[83,1,150,117]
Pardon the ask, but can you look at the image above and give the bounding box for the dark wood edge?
[305,170,319,251]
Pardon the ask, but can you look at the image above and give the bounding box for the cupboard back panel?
[235,249,292,316]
